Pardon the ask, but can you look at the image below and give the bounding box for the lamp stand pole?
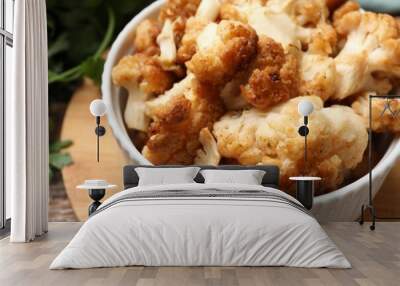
[359,94,376,230]
[96,116,100,162]
[304,132,307,175]
[94,116,106,163]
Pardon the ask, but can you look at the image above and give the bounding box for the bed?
[50,165,350,269]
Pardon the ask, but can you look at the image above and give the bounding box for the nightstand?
[289,177,321,210]
[77,180,117,216]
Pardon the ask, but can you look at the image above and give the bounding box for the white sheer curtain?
[9,0,49,242]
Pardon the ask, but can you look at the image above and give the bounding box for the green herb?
[49,140,73,181]
[47,0,154,86]
[47,0,154,181]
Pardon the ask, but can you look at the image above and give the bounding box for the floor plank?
[0,222,399,286]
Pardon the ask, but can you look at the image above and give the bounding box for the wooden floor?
[0,223,399,286]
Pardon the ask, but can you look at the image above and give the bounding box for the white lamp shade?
[90,99,107,117]
[298,100,314,116]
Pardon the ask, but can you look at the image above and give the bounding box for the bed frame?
[123,165,280,190]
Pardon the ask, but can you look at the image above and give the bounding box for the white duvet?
[50,183,350,269]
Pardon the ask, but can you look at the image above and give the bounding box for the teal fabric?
[358,0,400,14]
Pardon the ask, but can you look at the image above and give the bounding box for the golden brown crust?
[220,2,248,23]
[159,0,201,22]
[293,0,328,27]
[241,36,299,110]
[308,23,338,55]
[186,20,258,87]
[143,77,225,165]
[176,17,209,63]
[332,1,361,37]
[150,95,192,129]
[112,54,174,95]
[134,19,161,53]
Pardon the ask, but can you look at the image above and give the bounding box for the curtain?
[9,0,49,242]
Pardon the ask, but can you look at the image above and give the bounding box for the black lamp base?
[88,189,106,216]
[296,180,314,210]
[359,204,376,231]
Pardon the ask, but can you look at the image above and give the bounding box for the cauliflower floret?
[299,53,336,100]
[157,19,180,66]
[213,96,368,190]
[352,92,400,133]
[186,20,258,87]
[220,0,334,52]
[159,0,201,22]
[158,0,221,66]
[307,23,337,56]
[112,54,174,132]
[194,128,221,165]
[332,4,400,100]
[332,1,360,38]
[143,75,225,164]
[177,17,210,63]
[134,19,161,54]
[177,0,222,63]
[240,36,299,109]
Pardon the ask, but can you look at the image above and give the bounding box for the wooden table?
[61,81,400,221]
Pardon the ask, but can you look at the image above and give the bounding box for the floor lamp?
[359,93,400,231]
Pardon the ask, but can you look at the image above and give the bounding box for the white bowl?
[101,0,400,221]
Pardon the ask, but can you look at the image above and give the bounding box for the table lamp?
[89,99,107,162]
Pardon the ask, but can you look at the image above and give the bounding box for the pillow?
[200,169,266,185]
[135,167,200,186]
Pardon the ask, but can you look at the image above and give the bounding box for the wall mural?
[48,0,400,222]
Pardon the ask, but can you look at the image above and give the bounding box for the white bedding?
[50,183,350,269]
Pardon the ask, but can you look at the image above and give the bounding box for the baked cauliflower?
[157,0,204,67]
[186,20,258,87]
[159,0,201,22]
[157,19,182,66]
[240,36,299,109]
[299,53,336,101]
[213,96,368,190]
[220,0,334,52]
[177,0,222,63]
[112,54,174,132]
[352,92,400,133]
[143,74,225,164]
[332,2,400,100]
[134,19,161,55]
[194,128,221,165]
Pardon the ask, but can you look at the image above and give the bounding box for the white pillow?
[200,169,266,185]
[135,167,200,186]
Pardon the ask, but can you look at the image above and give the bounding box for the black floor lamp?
[359,93,400,231]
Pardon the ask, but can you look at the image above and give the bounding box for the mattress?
[50,183,350,269]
